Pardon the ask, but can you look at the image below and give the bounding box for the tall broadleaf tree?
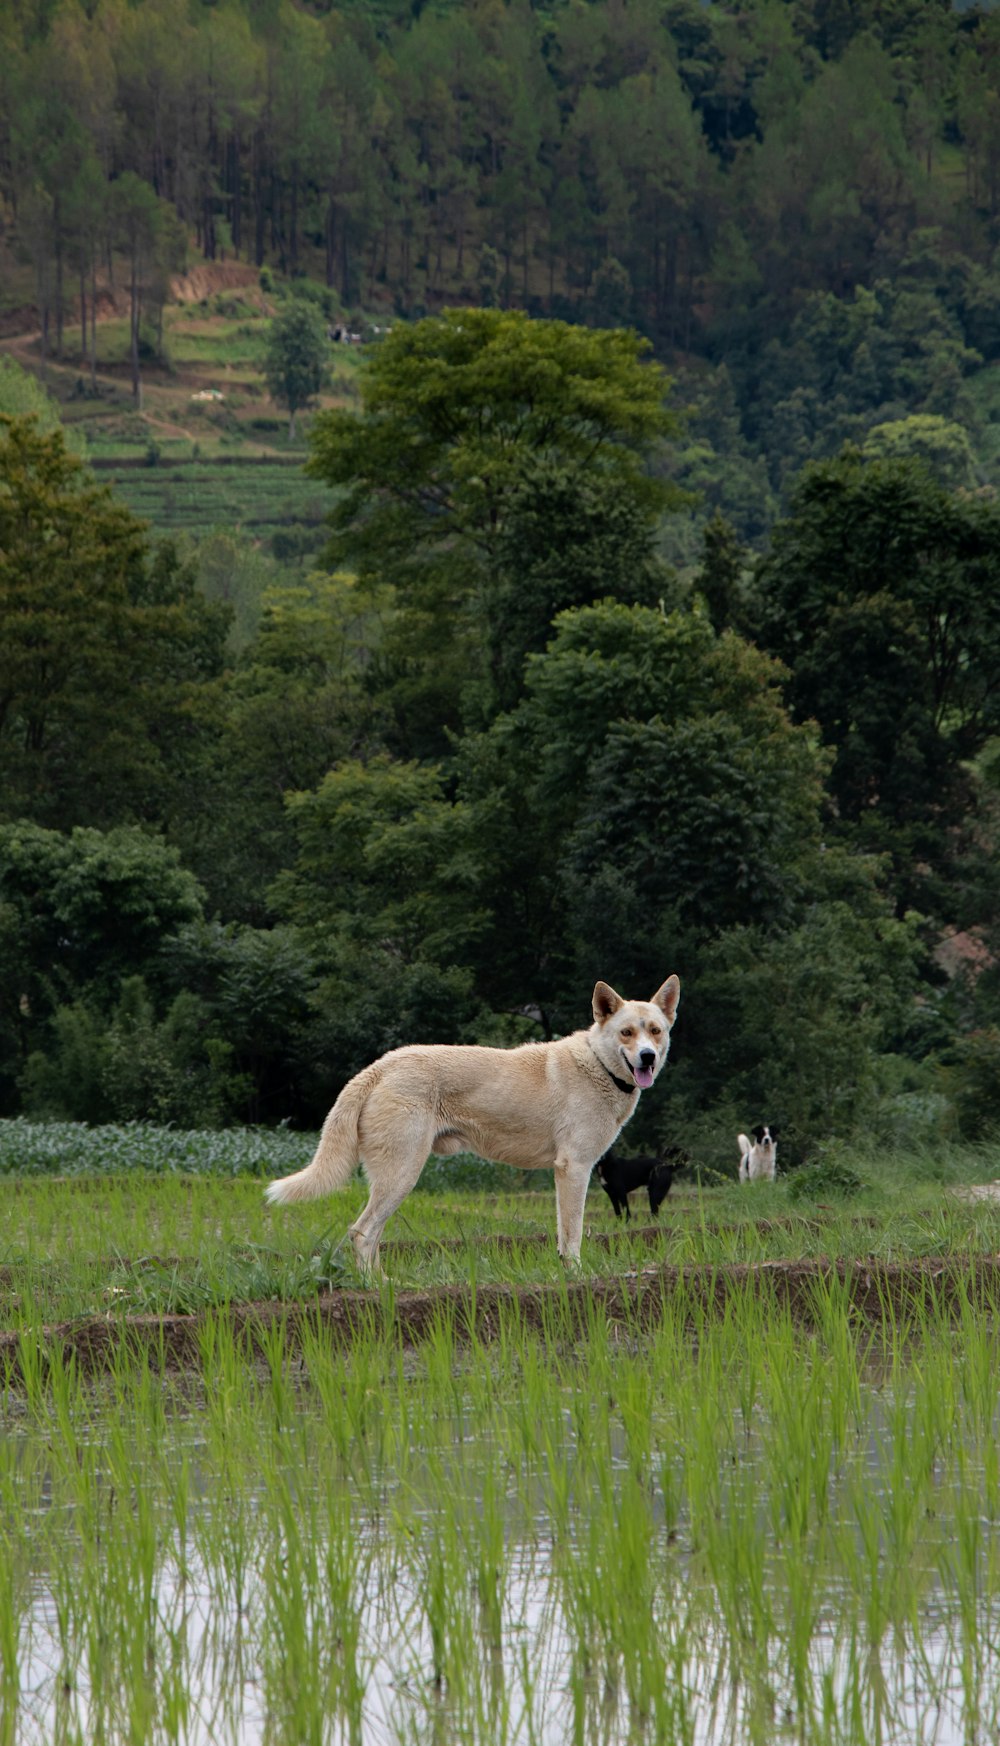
[307,308,682,747]
[0,418,229,832]
[264,298,330,439]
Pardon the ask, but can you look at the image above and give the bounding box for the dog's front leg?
[554,1158,590,1262]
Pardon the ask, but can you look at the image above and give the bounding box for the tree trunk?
[130,250,142,407]
[55,221,64,359]
[90,254,98,393]
[253,132,266,266]
[231,135,242,256]
[290,170,299,271]
[325,193,336,287]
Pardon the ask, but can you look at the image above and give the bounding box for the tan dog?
[266,976,680,1274]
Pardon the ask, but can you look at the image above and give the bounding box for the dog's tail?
[737,1133,751,1157]
[265,1066,379,1206]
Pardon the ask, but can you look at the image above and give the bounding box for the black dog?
[592,1147,686,1222]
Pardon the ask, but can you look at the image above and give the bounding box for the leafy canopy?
[308,308,679,573]
[0,417,230,830]
[756,448,1000,851]
[265,299,330,435]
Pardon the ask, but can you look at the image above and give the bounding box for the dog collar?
[597,1056,637,1097]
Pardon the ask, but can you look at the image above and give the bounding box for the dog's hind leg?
[554,1158,592,1262]
[348,1119,435,1278]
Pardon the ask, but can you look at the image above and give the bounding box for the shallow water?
[5,1375,1000,1746]
[12,1542,1000,1745]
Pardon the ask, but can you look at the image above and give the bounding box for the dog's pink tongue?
[635,1064,655,1090]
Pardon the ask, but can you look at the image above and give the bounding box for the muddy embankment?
[2,1252,999,1382]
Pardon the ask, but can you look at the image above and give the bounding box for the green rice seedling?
[0,1529,21,1746]
[257,1461,374,1746]
[316,1465,372,1746]
[4,1173,1000,1744]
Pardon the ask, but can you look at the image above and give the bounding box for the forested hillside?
[8,0,1000,542]
[3,0,1000,1168]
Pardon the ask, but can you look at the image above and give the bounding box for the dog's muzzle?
[630,1048,657,1091]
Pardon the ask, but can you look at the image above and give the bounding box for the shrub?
[946,1027,1000,1140]
[787,1159,865,1202]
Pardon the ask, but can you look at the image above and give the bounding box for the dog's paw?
[558,1250,584,1275]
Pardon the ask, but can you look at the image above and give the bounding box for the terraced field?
[91,455,331,539]
[0,275,362,544]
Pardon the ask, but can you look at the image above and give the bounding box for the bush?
[20,979,249,1129]
[946,1027,1000,1140]
[787,1158,865,1202]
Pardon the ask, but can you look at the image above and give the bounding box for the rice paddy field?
[2,1121,1000,1745]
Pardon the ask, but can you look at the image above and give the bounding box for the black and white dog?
[592,1147,686,1221]
[738,1125,778,1183]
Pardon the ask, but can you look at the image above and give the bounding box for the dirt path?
[2,1254,996,1383]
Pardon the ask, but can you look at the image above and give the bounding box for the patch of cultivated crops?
[0,1117,315,1179]
[101,459,329,537]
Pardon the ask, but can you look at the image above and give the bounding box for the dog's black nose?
[639,1048,656,1069]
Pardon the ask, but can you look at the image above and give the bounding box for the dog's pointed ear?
[592,981,623,1023]
[651,974,680,1026]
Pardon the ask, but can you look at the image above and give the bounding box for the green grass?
[1,1124,1000,1321]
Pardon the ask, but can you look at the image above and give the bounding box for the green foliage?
[0,1118,314,1178]
[755,450,1000,882]
[861,413,979,488]
[0,420,230,831]
[447,601,830,1030]
[0,360,87,455]
[787,1158,865,1202]
[160,922,318,1123]
[98,460,330,543]
[0,821,205,1005]
[0,822,208,1115]
[182,572,385,921]
[20,978,241,1129]
[308,309,681,751]
[264,301,330,437]
[741,274,983,493]
[485,459,681,711]
[311,310,677,575]
[276,755,481,965]
[945,1028,1000,1141]
[678,884,923,1157]
[185,529,283,652]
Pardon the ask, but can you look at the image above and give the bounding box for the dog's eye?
[620,1027,634,1040]
[647,1025,661,1039]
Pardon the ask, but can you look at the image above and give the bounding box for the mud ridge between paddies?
[4,1256,1000,1383]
